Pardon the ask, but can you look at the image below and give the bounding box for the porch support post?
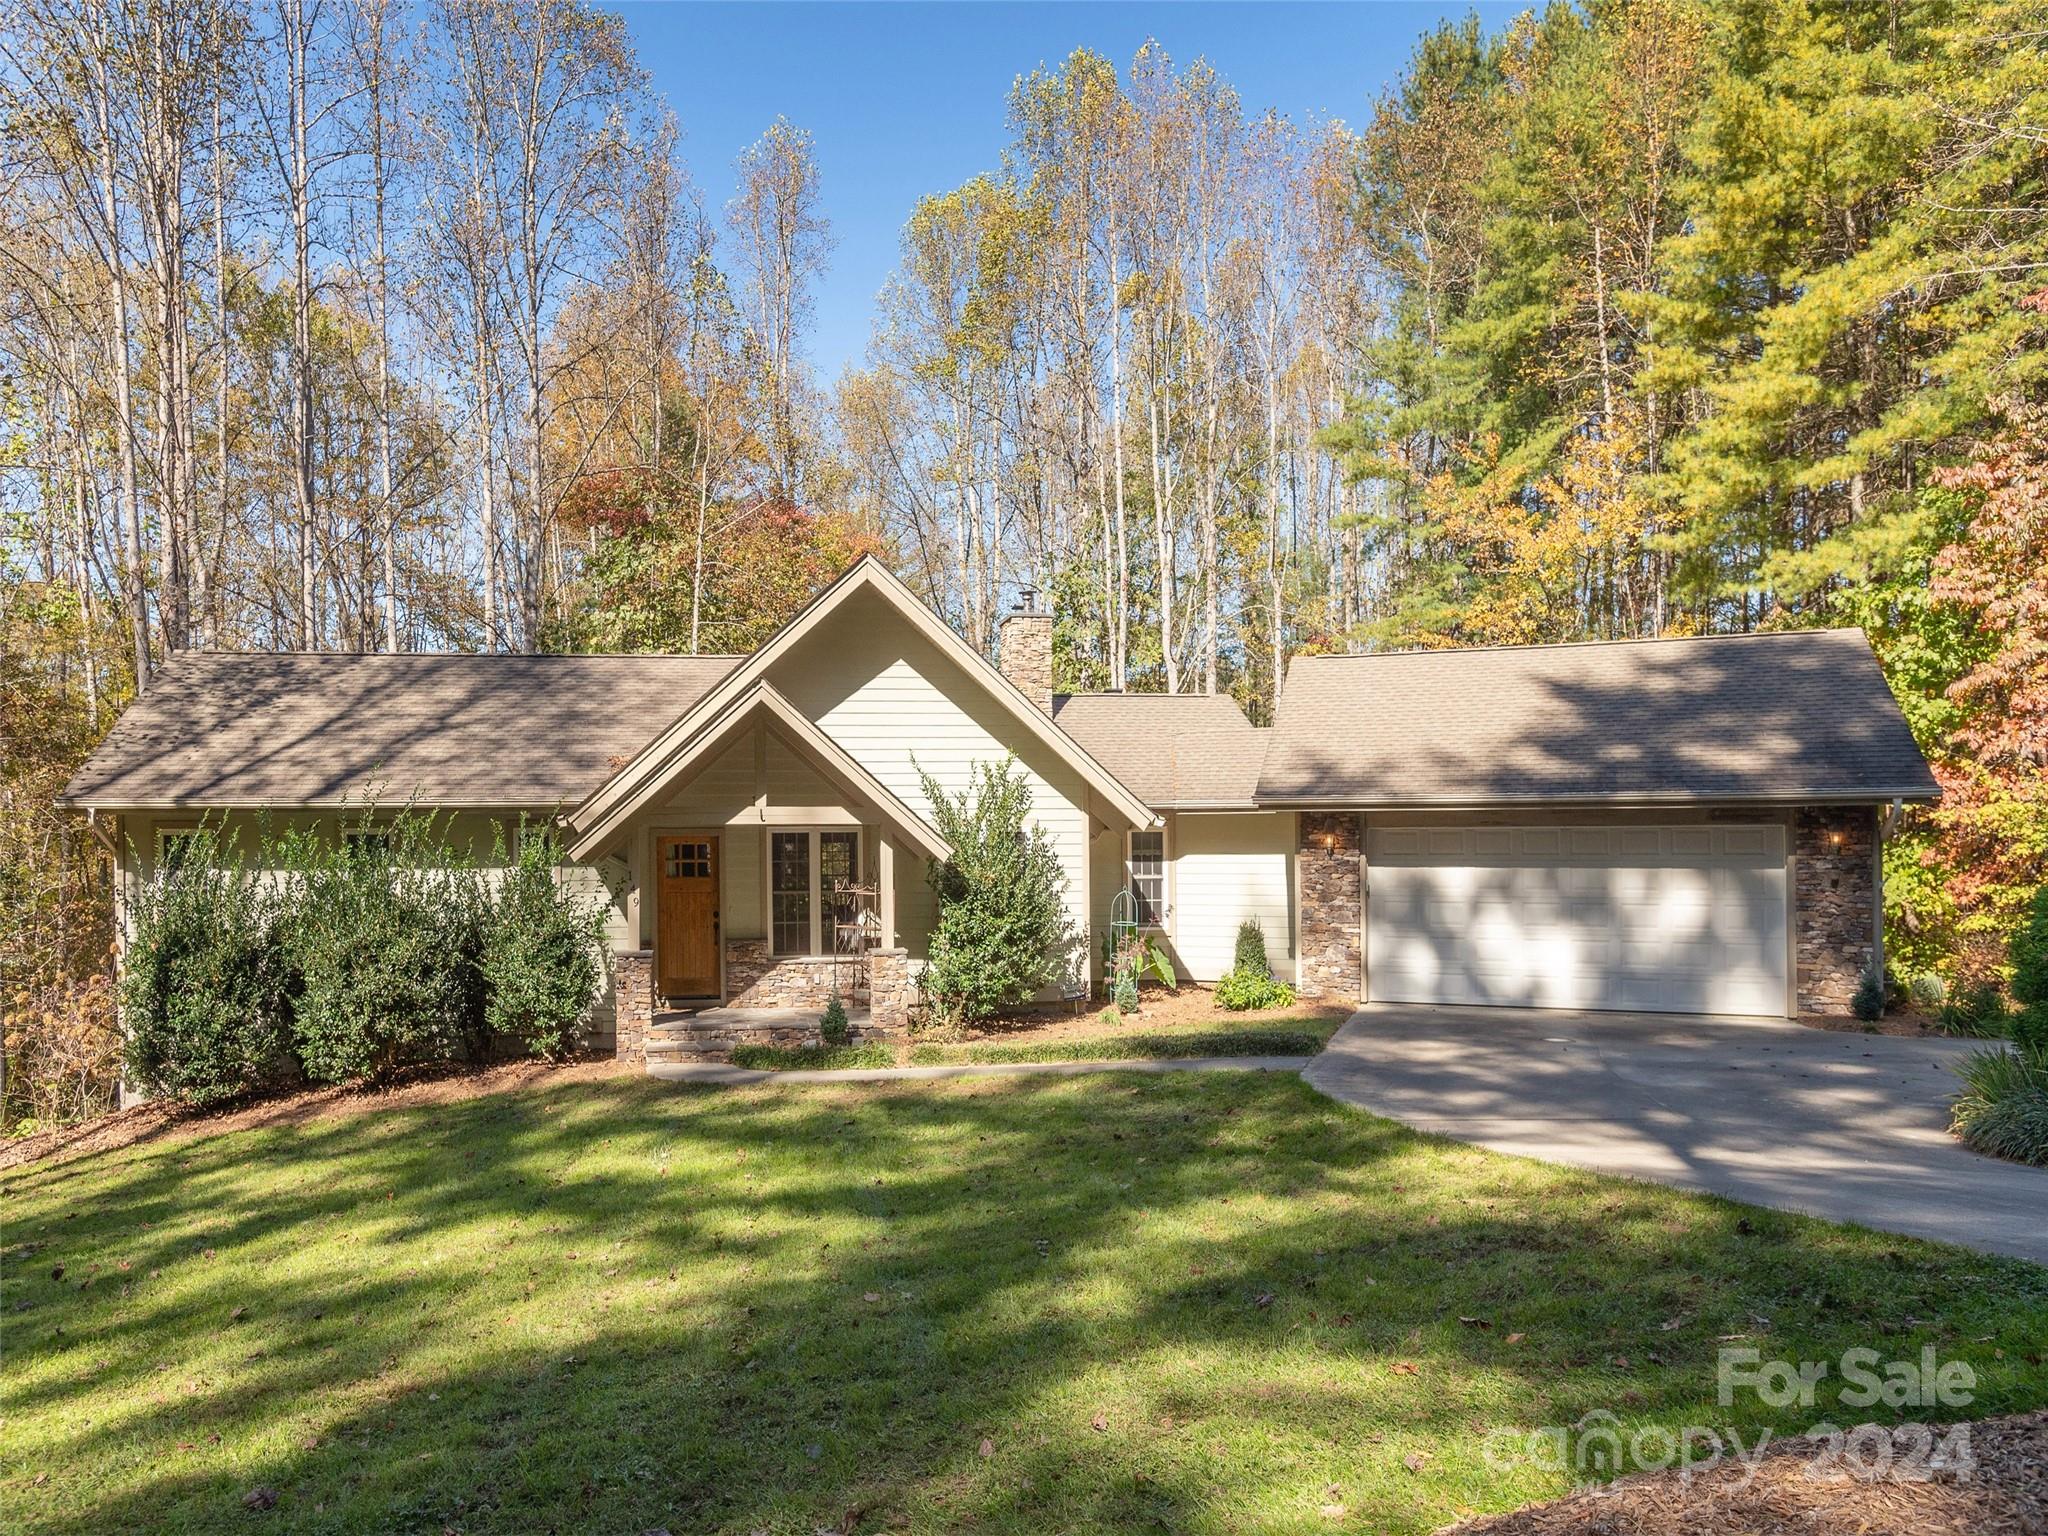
[878,835,897,950]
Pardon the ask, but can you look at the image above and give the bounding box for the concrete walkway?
[1304,1004,2047,1266]
[646,1054,1314,1086]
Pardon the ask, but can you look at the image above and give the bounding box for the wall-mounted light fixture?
[1322,830,1337,852]
[1828,829,1844,848]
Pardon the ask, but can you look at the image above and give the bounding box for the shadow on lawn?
[6,1071,2046,1535]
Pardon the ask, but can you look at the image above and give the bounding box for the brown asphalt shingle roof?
[63,626,1937,815]
[1051,692,1270,807]
[60,652,739,810]
[1257,628,1938,804]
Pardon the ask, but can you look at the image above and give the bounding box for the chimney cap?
[1012,582,1041,616]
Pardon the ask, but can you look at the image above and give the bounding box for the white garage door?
[1367,823,1787,1017]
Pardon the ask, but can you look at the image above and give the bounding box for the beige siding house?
[64,556,1941,1063]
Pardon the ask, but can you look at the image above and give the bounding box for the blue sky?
[613,2,1519,381]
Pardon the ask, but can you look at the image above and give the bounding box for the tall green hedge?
[282,816,489,1084]
[122,823,295,1106]
[481,822,608,1060]
[121,809,608,1102]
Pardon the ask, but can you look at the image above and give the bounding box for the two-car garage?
[1364,822,1790,1017]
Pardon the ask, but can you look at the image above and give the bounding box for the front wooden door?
[657,834,720,999]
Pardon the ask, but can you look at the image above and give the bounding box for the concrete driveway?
[1305,1004,2047,1266]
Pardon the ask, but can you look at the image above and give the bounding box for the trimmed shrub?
[1233,919,1271,979]
[820,991,850,1046]
[284,812,487,1085]
[480,822,606,1059]
[1214,914,1295,1012]
[1950,1046,2048,1165]
[916,757,1075,1025]
[1214,968,1297,1013]
[1111,967,1139,1015]
[1851,965,1886,1023]
[123,823,296,1105]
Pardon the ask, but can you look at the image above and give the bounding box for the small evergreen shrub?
[820,991,850,1046]
[480,822,606,1059]
[1232,919,1270,979]
[1213,915,1295,1012]
[1950,1046,2048,1165]
[1851,965,1886,1023]
[285,812,487,1085]
[123,822,296,1105]
[916,757,1075,1025]
[1111,968,1139,1015]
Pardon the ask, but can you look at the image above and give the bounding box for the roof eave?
[1252,787,1942,809]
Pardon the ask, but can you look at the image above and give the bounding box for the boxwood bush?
[122,809,609,1097]
[481,822,608,1060]
[122,822,296,1105]
[283,814,489,1084]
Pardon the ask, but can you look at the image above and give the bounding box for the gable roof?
[565,680,949,863]
[569,556,1158,850]
[59,652,738,811]
[1257,628,1939,805]
[1051,693,1270,808]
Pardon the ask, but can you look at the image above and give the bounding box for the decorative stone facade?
[1795,805,1878,1016]
[612,949,654,1065]
[1297,812,1363,1001]
[868,948,911,1036]
[725,938,848,1010]
[998,606,1054,713]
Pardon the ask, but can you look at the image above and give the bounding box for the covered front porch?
[569,680,943,1062]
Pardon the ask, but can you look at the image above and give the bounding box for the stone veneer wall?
[1795,805,1878,1016]
[1297,812,1363,1001]
[998,611,1055,713]
[612,949,654,1064]
[867,948,911,1036]
[725,938,849,1009]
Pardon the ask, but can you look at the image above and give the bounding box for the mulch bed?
[1445,1410,2048,1536]
[948,984,1347,1042]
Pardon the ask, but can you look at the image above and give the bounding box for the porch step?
[644,1006,880,1065]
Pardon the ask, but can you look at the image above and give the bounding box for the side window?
[157,829,201,876]
[1128,829,1165,926]
[344,828,393,860]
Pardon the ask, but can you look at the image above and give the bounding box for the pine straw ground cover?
[2,1069,2045,1535]
[1448,1408,2048,1536]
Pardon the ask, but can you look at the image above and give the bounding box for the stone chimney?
[998,583,1054,713]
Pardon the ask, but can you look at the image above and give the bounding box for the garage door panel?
[1368,823,1787,1017]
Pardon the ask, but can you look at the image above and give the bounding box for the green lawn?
[4,1070,2045,1535]
[906,1014,1337,1065]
